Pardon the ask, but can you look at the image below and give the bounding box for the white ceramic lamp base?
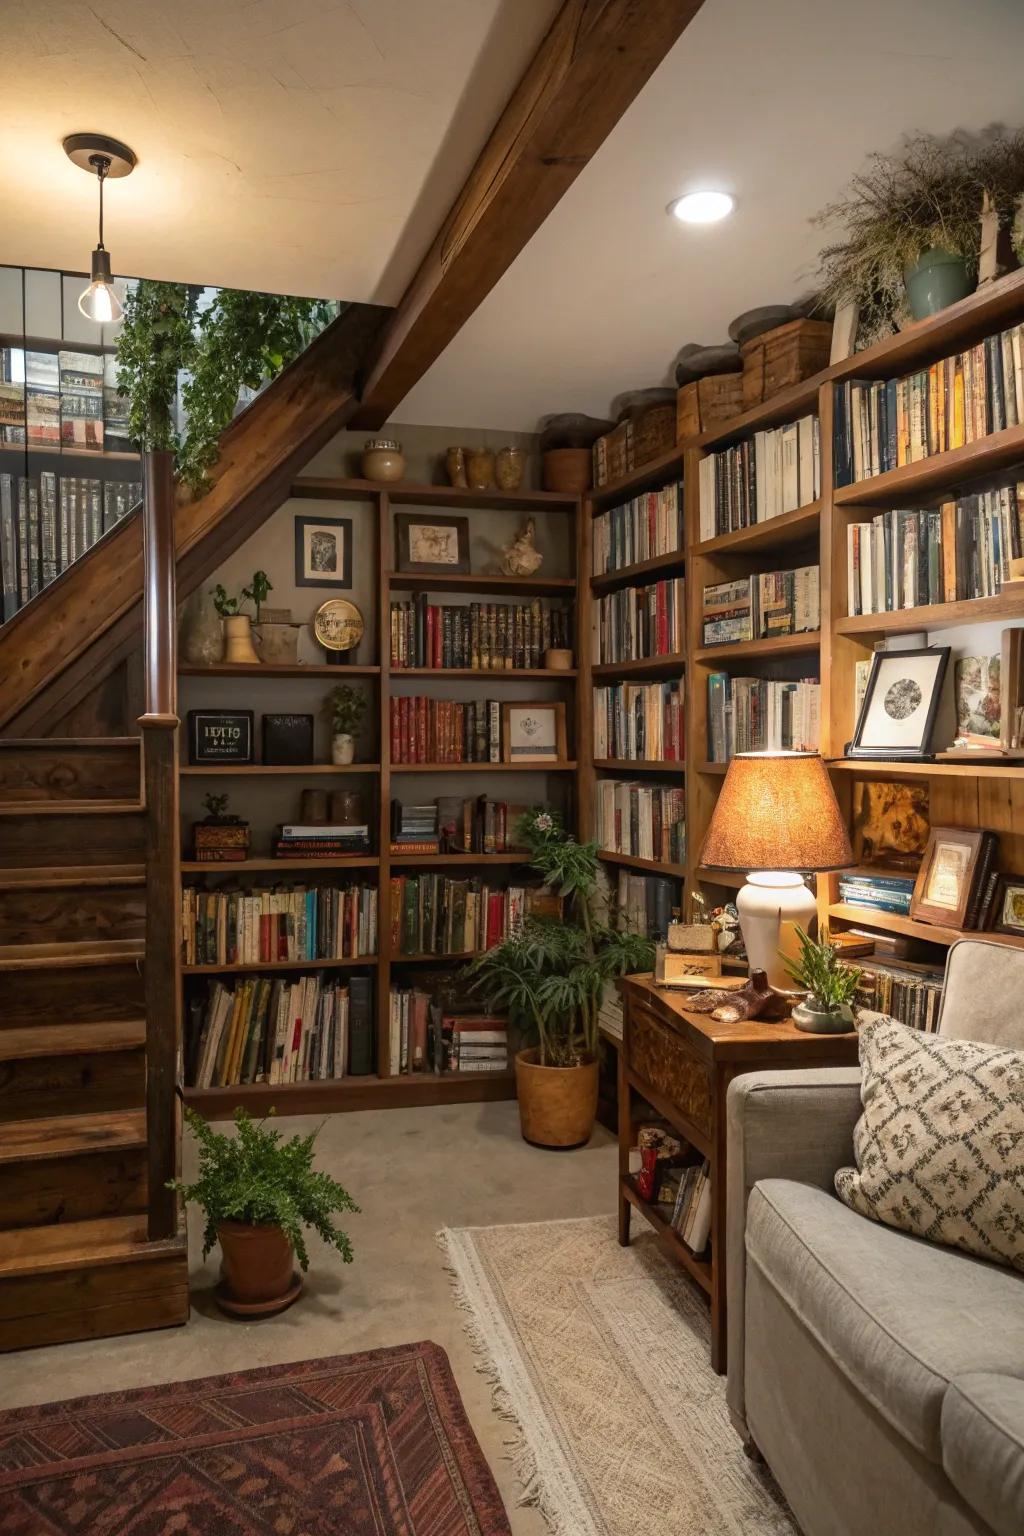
[736,871,817,991]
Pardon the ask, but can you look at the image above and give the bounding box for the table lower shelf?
[620,1174,712,1295]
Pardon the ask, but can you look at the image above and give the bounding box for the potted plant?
[169,1107,359,1316]
[210,571,272,665]
[325,683,368,765]
[785,926,862,1035]
[467,811,653,1147]
[193,792,251,860]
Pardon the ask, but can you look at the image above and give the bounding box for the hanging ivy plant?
[116,280,335,491]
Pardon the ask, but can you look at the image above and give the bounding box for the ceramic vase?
[903,248,972,320]
[362,439,406,483]
[332,733,355,766]
[792,998,856,1035]
[223,614,260,665]
[180,590,223,666]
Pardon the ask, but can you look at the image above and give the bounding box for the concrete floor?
[2,1101,618,1535]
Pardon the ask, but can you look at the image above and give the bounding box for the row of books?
[594,576,685,665]
[390,596,571,670]
[615,871,677,942]
[0,472,140,616]
[837,872,915,917]
[390,696,501,764]
[389,796,531,855]
[595,781,685,865]
[0,347,131,451]
[185,974,375,1088]
[846,488,1024,616]
[180,883,378,967]
[389,874,538,956]
[706,674,820,761]
[834,325,1024,486]
[593,680,683,762]
[592,483,683,575]
[667,1159,712,1253]
[697,415,820,541]
[850,960,943,1033]
[388,990,509,1075]
[701,566,819,647]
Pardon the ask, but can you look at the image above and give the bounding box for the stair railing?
[138,448,181,1241]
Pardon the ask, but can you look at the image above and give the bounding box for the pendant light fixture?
[63,133,137,324]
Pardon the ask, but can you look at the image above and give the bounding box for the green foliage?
[783,925,861,1010]
[243,570,273,620]
[210,583,237,618]
[116,280,200,453]
[326,683,368,737]
[466,809,654,1067]
[211,571,272,618]
[202,792,229,820]
[169,1107,359,1272]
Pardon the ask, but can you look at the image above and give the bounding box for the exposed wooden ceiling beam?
[351,0,705,430]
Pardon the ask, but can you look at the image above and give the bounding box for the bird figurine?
[501,517,543,577]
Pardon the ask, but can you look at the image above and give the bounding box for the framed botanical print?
[501,701,567,764]
[848,647,949,759]
[294,514,353,588]
[991,873,1024,936]
[910,826,984,929]
[395,513,470,575]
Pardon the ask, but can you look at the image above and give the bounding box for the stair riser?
[1,965,145,1027]
[0,814,145,869]
[0,1256,188,1350]
[0,1054,145,1122]
[0,743,140,803]
[0,889,146,947]
[0,1151,147,1229]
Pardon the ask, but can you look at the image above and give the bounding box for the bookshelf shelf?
[178,763,381,776]
[590,550,685,591]
[828,757,1024,780]
[835,592,1024,636]
[592,653,686,679]
[693,500,821,557]
[390,760,577,773]
[593,758,683,774]
[179,663,381,678]
[828,902,1024,951]
[291,476,577,512]
[392,950,480,964]
[180,857,380,873]
[620,1174,712,1293]
[589,447,685,507]
[695,866,745,889]
[387,571,576,597]
[390,667,576,680]
[693,632,820,664]
[598,850,687,878]
[695,761,729,775]
[183,1069,517,1117]
[833,422,1024,508]
[0,444,140,462]
[182,955,380,976]
[697,374,823,450]
[389,852,530,867]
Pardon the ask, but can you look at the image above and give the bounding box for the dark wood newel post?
[138,448,181,1241]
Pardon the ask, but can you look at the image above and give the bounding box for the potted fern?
[169,1107,359,1316]
[467,810,653,1147]
[325,683,368,765]
[785,926,861,1035]
[210,571,272,665]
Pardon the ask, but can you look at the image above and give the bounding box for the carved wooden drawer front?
[629,1001,712,1136]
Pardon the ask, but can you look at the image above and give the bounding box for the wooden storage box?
[193,821,251,862]
[676,374,745,440]
[592,419,634,488]
[740,318,832,409]
[632,401,676,466]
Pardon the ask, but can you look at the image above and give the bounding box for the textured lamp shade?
[700,752,853,873]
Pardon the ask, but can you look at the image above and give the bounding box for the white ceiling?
[1,0,558,302]
[400,0,1024,430]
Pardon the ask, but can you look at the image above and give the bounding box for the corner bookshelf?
[177,476,582,1119]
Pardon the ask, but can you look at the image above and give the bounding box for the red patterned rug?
[0,1341,512,1534]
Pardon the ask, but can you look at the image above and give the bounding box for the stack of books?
[594,576,685,664]
[390,596,572,669]
[58,351,104,451]
[836,872,916,917]
[181,881,378,966]
[697,415,820,540]
[25,351,59,447]
[850,959,944,1033]
[706,673,820,760]
[185,973,374,1087]
[449,1015,509,1073]
[592,482,683,574]
[834,325,1024,487]
[386,990,509,1075]
[595,780,685,864]
[615,870,678,940]
[390,802,439,854]
[701,567,819,646]
[390,697,501,763]
[593,679,683,761]
[273,820,371,859]
[389,874,531,955]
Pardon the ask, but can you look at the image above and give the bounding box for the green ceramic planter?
[903,247,972,321]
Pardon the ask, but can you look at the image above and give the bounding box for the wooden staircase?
[0,735,188,1349]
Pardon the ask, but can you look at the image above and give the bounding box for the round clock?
[313,598,365,661]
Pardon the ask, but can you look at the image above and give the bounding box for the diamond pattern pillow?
[835,1015,1024,1271]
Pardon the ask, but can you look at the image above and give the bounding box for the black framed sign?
[848,647,950,759]
[188,710,254,765]
[294,514,353,588]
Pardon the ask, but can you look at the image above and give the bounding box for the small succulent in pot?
[325,683,368,765]
[784,926,861,1035]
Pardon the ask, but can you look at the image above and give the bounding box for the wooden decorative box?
[592,419,634,487]
[676,375,745,440]
[631,401,677,466]
[740,318,833,409]
[193,822,251,861]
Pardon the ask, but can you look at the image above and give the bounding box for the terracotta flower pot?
[514,1048,598,1149]
[216,1220,300,1316]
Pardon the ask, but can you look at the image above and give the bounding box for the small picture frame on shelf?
[262,713,314,765]
[501,701,567,764]
[848,647,950,759]
[990,873,1024,936]
[395,513,470,574]
[910,826,984,929]
[187,710,254,766]
[295,514,353,588]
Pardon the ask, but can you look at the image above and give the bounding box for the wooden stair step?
[0,1020,146,1061]
[0,1215,182,1279]
[0,864,145,891]
[0,800,143,818]
[0,1109,147,1164]
[0,938,145,970]
[0,737,141,749]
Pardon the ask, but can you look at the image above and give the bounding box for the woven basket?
[542,447,592,492]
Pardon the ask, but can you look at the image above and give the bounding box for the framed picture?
[501,701,567,764]
[991,873,1024,935]
[395,513,470,574]
[910,826,984,929]
[294,514,352,588]
[848,647,950,759]
[187,710,254,766]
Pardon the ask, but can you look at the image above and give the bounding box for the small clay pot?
[362,439,406,483]
[515,1048,598,1148]
[544,647,573,671]
[216,1220,299,1316]
[495,446,524,490]
[331,733,355,766]
[466,448,495,490]
[329,789,363,824]
[446,447,468,487]
[300,788,328,823]
[543,447,591,493]
[253,622,300,665]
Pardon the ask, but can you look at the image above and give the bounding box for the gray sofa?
[726,938,1024,1536]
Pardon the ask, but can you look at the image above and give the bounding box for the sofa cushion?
[942,1373,1024,1536]
[835,1015,1024,1272]
[746,1178,1024,1463]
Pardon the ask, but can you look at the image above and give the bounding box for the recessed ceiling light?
[668,190,735,225]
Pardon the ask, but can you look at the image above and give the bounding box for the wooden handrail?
[139,449,182,1242]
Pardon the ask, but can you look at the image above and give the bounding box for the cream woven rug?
[439,1215,797,1536]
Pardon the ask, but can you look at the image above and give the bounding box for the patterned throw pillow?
[835,1015,1024,1271]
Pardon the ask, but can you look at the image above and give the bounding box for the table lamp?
[698,752,853,990]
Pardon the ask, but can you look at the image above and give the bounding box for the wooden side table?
[617,974,858,1374]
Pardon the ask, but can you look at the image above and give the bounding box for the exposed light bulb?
[668,190,736,225]
[78,248,122,323]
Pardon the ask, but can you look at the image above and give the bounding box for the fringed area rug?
[0,1341,511,1535]
[439,1215,796,1536]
